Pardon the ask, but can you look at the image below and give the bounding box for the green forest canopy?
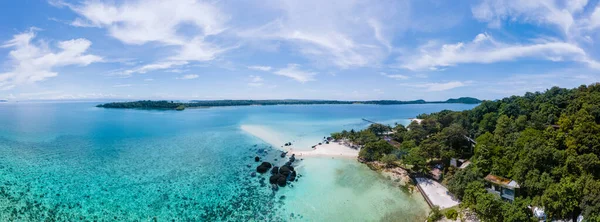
[332,84,600,222]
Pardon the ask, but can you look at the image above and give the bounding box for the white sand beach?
[241,124,358,158]
[290,142,359,158]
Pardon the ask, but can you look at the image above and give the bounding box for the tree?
[447,166,483,200]
[444,209,458,220]
[427,206,443,222]
[461,180,486,207]
[381,154,398,167]
[367,123,392,136]
[330,132,343,140]
[403,147,427,173]
[502,198,535,222]
[474,193,504,222]
[541,177,582,219]
[359,140,394,161]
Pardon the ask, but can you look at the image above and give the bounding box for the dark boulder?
[277,176,287,187]
[289,154,296,163]
[279,166,292,178]
[271,166,279,175]
[280,152,287,158]
[269,174,280,184]
[289,171,297,181]
[250,172,257,177]
[256,162,272,173]
[254,156,260,162]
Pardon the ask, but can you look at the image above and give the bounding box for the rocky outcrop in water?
[256,162,272,174]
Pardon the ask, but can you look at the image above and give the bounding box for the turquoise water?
[0,102,476,221]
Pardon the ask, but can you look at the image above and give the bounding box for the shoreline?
[240,124,359,158]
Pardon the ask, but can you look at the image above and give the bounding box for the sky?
[1,0,600,101]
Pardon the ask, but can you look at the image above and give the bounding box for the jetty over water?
[361,118,380,124]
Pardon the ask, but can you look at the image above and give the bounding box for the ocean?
[0,102,476,221]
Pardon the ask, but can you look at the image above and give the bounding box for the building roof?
[484,174,520,189]
[458,161,471,169]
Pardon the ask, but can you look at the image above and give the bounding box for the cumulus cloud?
[273,64,316,83]
[61,0,232,69]
[248,66,272,71]
[400,33,600,70]
[380,72,409,80]
[0,29,101,90]
[248,75,264,87]
[176,74,199,80]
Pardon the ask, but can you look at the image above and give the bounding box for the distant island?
[96,97,481,110]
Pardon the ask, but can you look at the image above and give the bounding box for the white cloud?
[238,0,407,68]
[471,0,600,41]
[400,33,600,70]
[176,74,199,80]
[401,81,470,92]
[123,61,188,76]
[61,0,232,67]
[273,64,316,83]
[380,72,409,80]
[144,78,154,81]
[248,65,272,71]
[113,84,132,87]
[248,75,264,87]
[0,29,101,90]
[68,0,226,45]
[472,0,578,35]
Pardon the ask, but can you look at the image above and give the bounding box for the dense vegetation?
[332,84,600,221]
[96,97,481,110]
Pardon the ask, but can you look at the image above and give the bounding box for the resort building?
[450,158,471,169]
[484,174,520,201]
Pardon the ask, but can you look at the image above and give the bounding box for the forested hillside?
[333,84,600,221]
[429,84,600,221]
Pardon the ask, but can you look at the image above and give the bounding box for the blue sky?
[1,0,600,101]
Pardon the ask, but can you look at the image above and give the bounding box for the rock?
[280,195,286,200]
[279,166,292,178]
[246,164,251,168]
[271,184,279,191]
[254,156,260,162]
[289,154,296,163]
[269,174,280,184]
[271,166,279,175]
[250,172,257,177]
[256,162,272,173]
[277,176,287,187]
[280,152,287,158]
[289,171,296,181]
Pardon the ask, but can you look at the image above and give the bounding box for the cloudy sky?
[1,0,600,101]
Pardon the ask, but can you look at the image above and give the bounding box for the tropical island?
[96,97,481,110]
[330,84,600,222]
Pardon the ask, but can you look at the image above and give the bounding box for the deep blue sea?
[0,102,476,221]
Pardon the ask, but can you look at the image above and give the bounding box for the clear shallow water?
[0,102,476,221]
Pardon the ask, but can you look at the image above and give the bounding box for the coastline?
[240,124,359,158]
